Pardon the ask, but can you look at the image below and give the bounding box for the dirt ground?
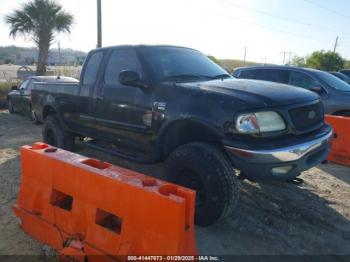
[1,110,350,258]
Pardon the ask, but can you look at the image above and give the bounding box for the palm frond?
[5,10,35,38]
[4,0,73,39]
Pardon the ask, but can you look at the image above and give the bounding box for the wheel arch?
[42,104,58,120]
[158,118,223,159]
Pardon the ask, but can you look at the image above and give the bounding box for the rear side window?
[19,80,29,89]
[257,69,289,84]
[27,80,34,90]
[83,52,103,85]
[237,69,259,79]
[104,48,142,86]
[288,71,314,89]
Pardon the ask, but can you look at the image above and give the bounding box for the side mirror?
[309,86,323,93]
[11,85,18,91]
[119,70,147,89]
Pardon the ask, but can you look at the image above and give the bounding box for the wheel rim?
[46,129,57,146]
[178,169,206,208]
[31,111,37,122]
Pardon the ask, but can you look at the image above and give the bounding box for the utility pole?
[97,0,102,48]
[333,36,339,53]
[243,47,247,62]
[58,41,62,65]
[288,52,293,65]
[280,51,293,65]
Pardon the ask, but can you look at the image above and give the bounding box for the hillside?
[0,46,86,65]
[219,59,258,72]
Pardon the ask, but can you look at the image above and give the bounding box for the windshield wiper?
[161,74,213,82]
[212,74,232,80]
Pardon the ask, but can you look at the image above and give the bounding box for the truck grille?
[289,102,323,132]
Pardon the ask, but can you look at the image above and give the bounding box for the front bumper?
[224,126,333,181]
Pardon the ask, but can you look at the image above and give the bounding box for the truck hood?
[180,79,319,107]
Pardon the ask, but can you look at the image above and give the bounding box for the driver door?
[93,47,152,151]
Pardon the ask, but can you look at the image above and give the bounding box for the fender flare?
[156,116,223,158]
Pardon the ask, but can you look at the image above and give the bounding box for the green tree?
[5,0,73,75]
[208,55,221,65]
[290,55,306,67]
[306,50,345,71]
[344,60,350,69]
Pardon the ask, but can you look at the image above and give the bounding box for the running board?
[84,140,156,163]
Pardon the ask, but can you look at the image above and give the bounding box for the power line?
[213,10,322,42]
[218,0,311,27]
[217,0,350,39]
[303,0,350,21]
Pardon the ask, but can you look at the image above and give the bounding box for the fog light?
[272,166,293,175]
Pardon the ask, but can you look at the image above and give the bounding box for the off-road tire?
[43,115,74,151]
[164,142,240,226]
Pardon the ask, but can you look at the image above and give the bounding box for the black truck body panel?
[31,45,332,181]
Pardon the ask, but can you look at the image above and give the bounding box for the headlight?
[236,111,286,134]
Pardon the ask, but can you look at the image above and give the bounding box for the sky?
[0,0,350,64]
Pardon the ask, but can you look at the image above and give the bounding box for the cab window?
[238,69,259,79]
[19,80,29,90]
[83,52,103,86]
[104,48,142,86]
[257,69,289,84]
[81,51,103,97]
[288,71,314,89]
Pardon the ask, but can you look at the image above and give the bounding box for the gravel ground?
[1,110,350,258]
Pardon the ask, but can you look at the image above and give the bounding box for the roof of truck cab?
[92,45,198,52]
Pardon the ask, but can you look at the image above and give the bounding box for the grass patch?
[0,82,18,109]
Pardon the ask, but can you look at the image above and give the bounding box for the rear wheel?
[43,115,74,151]
[164,142,240,226]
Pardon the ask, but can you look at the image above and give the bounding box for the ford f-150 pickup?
[31,45,333,226]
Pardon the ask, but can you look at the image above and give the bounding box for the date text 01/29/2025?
[127,256,220,261]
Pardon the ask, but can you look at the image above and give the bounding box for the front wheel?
[164,142,240,226]
[42,115,75,151]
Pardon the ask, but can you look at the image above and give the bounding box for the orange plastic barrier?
[325,115,350,167]
[13,142,197,261]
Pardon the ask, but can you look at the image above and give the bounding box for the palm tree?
[5,0,73,75]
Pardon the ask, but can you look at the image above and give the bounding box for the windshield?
[138,46,230,83]
[315,71,350,92]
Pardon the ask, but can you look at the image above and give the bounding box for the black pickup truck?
[31,45,333,226]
